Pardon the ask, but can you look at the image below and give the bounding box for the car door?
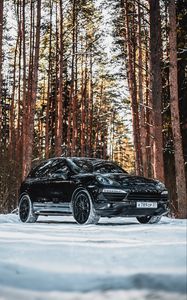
[27,159,54,202]
[46,159,75,204]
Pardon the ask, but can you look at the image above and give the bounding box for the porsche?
[18,157,169,225]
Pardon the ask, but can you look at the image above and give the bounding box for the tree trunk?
[71,0,77,156]
[45,0,53,158]
[124,1,143,175]
[168,0,187,218]
[145,34,152,178]
[9,36,19,161]
[22,0,41,179]
[22,0,26,163]
[55,0,64,156]
[16,0,22,162]
[22,0,34,179]
[88,51,93,157]
[138,2,147,177]
[54,1,59,154]
[0,0,4,143]
[149,0,164,182]
[80,35,86,157]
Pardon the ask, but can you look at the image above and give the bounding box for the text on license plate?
[136,202,157,208]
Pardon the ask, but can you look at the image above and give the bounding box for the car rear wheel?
[72,190,100,225]
[136,216,162,224]
[19,194,38,223]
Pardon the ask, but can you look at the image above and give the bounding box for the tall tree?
[137,1,147,176]
[22,0,41,179]
[71,0,78,156]
[0,0,4,143]
[45,0,53,159]
[176,0,187,171]
[168,0,187,218]
[55,0,64,156]
[149,0,164,182]
[124,0,143,176]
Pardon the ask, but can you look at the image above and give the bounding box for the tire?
[72,189,100,225]
[19,194,38,223]
[136,215,162,224]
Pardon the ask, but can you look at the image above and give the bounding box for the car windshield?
[94,163,126,174]
[70,158,126,174]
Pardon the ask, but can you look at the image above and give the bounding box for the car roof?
[34,157,115,168]
[70,157,105,163]
[51,156,116,166]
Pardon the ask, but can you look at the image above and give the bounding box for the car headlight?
[96,175,113,185]
[156,181,166,191]
[103,188,127,194]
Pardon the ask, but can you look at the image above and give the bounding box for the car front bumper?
[94,190,169,217]
[95,201,169,217]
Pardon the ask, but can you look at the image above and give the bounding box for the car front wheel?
[136,216,162,224]
[19,194,38,223]
[72,189,100,225]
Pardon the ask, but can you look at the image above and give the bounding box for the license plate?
[136,202,157,208]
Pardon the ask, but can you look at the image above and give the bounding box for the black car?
[18,157,169,225]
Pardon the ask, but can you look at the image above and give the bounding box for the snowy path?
[0,215,186,300]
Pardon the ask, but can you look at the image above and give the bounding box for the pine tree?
[168,0,187,218]
[0,0,4,142]
[149,0,164,182]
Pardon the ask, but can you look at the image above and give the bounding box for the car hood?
[95,173,164,192]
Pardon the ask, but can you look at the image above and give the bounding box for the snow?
[0,215,186,300]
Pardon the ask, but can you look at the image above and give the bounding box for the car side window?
[95,165,111,173]
[29,160,53,178]
[48,160,70,179]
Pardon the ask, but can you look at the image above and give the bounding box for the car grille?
[127,192,166,202]
[103,193,126,202]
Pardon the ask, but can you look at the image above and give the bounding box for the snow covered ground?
[0,214,186,300]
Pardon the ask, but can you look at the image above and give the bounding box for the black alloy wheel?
[19,194,38,223]
[136,215,162,224]
[72,190,100,225]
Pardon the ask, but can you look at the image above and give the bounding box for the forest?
[0,0,186,218]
